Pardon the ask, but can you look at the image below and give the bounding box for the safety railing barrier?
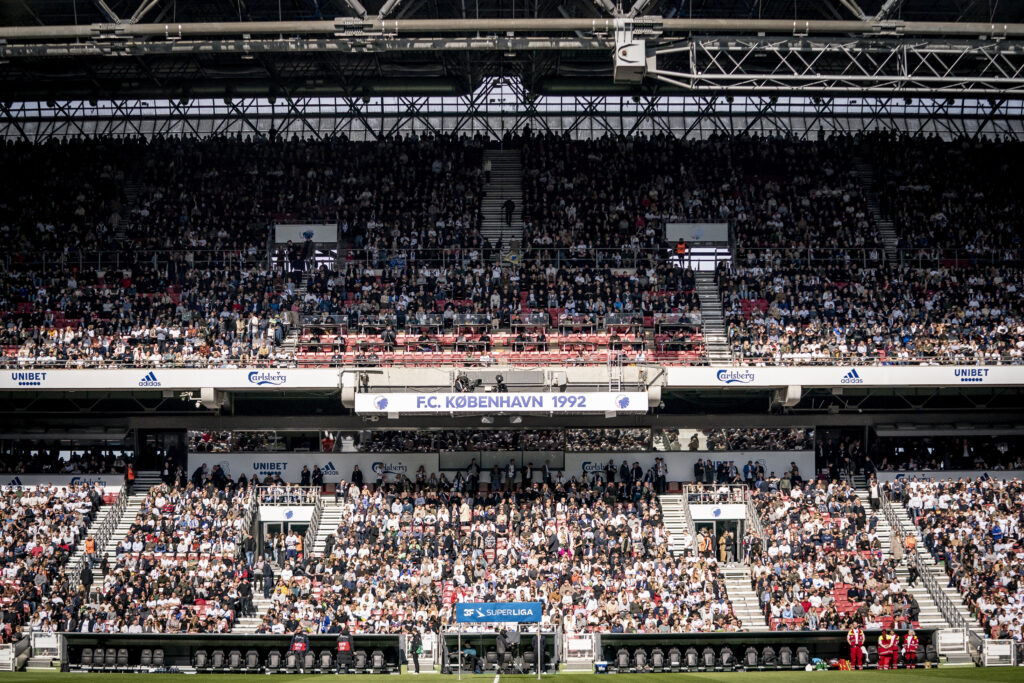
[744,494,765,543]
[66,486,129,584]
[879,486,977,660]
[683,483,747,504]
[30,633,60,658]
[7,352,1022,370]
[304,494,325,556]
[257,485,321,506]
[982,639,1017,667]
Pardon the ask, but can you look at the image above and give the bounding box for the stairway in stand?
[87,493,150,603]
[133,470,163,490]
[279,271,308,358]
[657,494,692,556]
[114,155,148,243]
[694,271,732,366]
[852,155,899,262]
[660,494,769,630]
[233,596,276,633]
[887,495,986,644]
[480,149,523,262]
[722,566,772,632]
[851,482,949,632]
[312,498,345,555]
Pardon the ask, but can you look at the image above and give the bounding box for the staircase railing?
[879,486,977,658]
[744,493,764,540]
[304,494,325,555]
[67,487,130,582]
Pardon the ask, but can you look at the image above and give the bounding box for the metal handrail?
[66,486,129,582]
[304,494,325,554]
[256,485,321,506]
[878,487,976,641]
[4,352,1018,370]
[744,494,765,541]
[683,483,747,504]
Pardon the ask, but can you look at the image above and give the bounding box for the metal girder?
[874,0,906,22]
[6,93,1024,142]
[649,38,1024,97]
[2,17,1024,41]
[91,0,122,24]
[377,0,404,19]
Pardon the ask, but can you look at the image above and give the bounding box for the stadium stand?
[0,483,106,641]
[889,476,1024,642]
[92,475,257,633]
[4,132,1024,368]
[749,478,924,632]
[254,476,738,635]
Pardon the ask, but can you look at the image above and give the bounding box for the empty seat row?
[79,648,163,671]
[611,646,811,672]
[196,648,389,673]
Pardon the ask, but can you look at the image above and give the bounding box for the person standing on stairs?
[503,198,515,226]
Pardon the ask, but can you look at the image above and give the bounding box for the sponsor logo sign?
[248,370,287,386]
[138,371,161,387]
[840,368,864,384]
[456,602,543,623]
[10,372,47,387]
[954,368,989,383]
[715,369,755,384]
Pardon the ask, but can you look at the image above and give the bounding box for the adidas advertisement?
[138,371,161,387]
[840,368,864,384]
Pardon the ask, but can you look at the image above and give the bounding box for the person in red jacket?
[846,624,866,669]
[877,628,898,670]
[903,629,919,668]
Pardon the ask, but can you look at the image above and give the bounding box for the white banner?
[274,223,338,244]
[689,504,747,520]
[257,508,315,522]
[4,474,121,489]
[665,222,729,243]
[190,452,440,485]
[1,368,339,391]
[563,450,814,482]
[2,365,1021,392]
[663,365,1018,388]
[355,392,647,414]
[877,469,1024,483]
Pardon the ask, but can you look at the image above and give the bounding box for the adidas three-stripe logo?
[841,368,863,384]
[138,371,161,387]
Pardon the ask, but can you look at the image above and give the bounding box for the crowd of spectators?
[0,442,132,475]
[354,429,653,453]
[91,470,257,634]
[869,132,1024,263]
[0,483,105,642]
[715,131,1024,366]
[703,428,813,452]
[356,430,563,453]
[871,436,1024,472]
[888,476,1024,642]
[749,478,922,632]
[4,131,1024,369]
[189,431,282,453]
[256,474,738,636]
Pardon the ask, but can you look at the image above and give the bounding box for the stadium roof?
[3,0,1024,101]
